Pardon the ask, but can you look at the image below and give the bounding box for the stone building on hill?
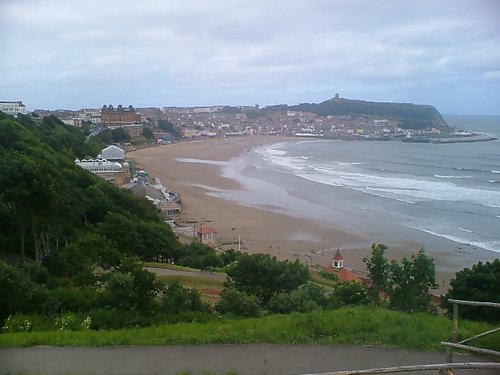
[101,104,141,126]
[0,101,28,117]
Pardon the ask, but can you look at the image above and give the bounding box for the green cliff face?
[273,97,449,130]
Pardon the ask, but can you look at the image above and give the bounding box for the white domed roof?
[101,145,124,161]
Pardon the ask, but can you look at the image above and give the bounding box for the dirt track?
[1,344,496,375]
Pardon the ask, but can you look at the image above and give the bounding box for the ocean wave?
[434,174,471,179]
[296,140,325,145]
[257,141,500,209]
[414,228,500,253]
[176,158,229,166]
[492,170,500,174]
[339,162,364,166]
[296,168,500,209]
[458,227,473,233]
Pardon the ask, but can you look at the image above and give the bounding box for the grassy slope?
[1,307,497,351]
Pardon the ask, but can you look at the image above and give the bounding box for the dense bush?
[159,281,209,314]
[216,288,261,317]
[443,259,500,322]
[266,284,326,314]
[226,253,309,304]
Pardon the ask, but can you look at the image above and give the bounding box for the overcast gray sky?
[1,0,499,114]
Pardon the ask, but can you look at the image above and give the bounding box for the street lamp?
[231,227,241,252]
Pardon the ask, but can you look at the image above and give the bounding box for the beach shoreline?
[128,136,498,292]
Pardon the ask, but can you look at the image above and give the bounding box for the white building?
[101,145,125,162]
[0,101,28,117]
[80,109,101,124]
[75,145,130,185]
[75,158,124,173]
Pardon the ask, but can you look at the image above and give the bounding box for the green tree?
[226,253,309,304]
[110,127,131,143]
[388,249,437,312]
[443,259,499,322]
[363,243,389,304]
[101,259,157,312]
[178,242,224,270]
[158,119,182,139]
[216,288,261,317]
[138,220,180,262]
[329,281,370,308]
[0,150,63,265]
[0,261,48,322]
[159,281,208,314]
[266,284,326,314]
[142,126,154,141]
[44,233,121,284]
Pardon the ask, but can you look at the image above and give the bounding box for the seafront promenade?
[1,344,496,375]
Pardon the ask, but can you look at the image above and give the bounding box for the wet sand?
[128,137,498,291]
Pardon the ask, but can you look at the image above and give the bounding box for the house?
[130,179,182,220]
[197,226,217,245]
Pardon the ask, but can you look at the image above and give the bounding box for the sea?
[216,115,500,255]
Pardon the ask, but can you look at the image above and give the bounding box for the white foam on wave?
[415,228,500,253]
[434,174,471,179]
[304,169,500,207]
[458,227,473,233]
[257,142,500,209]
[296,140,325,145]
[339,161,364,166]
[176,157,229,166]
[492,170,500,174]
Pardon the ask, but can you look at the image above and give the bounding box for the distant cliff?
[267,97,449,130]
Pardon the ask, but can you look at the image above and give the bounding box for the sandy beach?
[128,137,497,291]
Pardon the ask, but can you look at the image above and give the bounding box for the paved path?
[1,344,496,375]
[146,267,227,281]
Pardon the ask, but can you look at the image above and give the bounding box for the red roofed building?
[332,248,344,269]
[324,248,370,284]
[197,225,217,245]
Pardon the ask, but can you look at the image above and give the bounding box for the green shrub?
[320,269,339,282]
[159,281,210,314]
[216,288,261,317]
[266,284,326,314]
[2,314,32,333]
[328,281,370,308]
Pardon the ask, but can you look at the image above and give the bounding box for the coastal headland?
[128,136,497,292]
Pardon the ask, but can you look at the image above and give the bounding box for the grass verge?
[1,306,497,351]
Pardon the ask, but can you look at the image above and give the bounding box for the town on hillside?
[2,96,496,143]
